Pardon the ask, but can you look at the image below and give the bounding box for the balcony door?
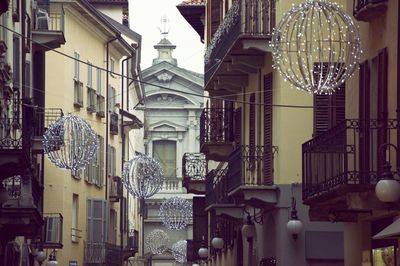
[153,140,176,178]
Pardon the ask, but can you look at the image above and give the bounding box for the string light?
[271,0,362,94]
[145,229,169,255]
[159,196,192,230]
[172,240,187,263]
[43,114,98,171]
[121,154,165,199]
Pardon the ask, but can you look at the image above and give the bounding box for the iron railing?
[0,96,22,149]
[302,119,398,201]
[109,176,122,202]
[182,152,207,181]
[353,0,387,14]
[2,175,21,199]
[84,242,122,265]
[205,0,276,83]
[2,175,42,208]
[227,145,276,193]
[205,167,229,208]
[160,177,181,192]
[200,106,234,147]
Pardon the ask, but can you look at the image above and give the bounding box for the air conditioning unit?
[36,8,50,30]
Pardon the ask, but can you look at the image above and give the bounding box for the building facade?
[140,32,204,265]
[181,0,346,265]
[303,1,400,265]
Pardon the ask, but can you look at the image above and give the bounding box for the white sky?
[129,0,204,74]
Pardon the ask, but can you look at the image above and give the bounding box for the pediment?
[148,120,186,132]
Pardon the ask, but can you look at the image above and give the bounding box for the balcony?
[205,166,243,219]
[32,2,66,50]
[204,0,275,90]
[227,145,278,208]
[200,106,235,161]
[124,230,138,260]
[303,119,397,221]
[353,0,387,22]
[110,112,119,135]
[41,213,63,249]
[85,242,122,266]
[159,177,182,193]
[109,176,122,202]
[182,153,207,194]
[0,175,44,237]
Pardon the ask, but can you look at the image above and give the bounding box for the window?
[84,135,104,187]
[97,68,102,95]
[263,73,273,185]
[87,199,108,243]
[13,35,20,90]
[107,145,116,177]
[313,63,345,136]
[74,80,83,107]
[109,209,117,244]
[87,62,93,88]
[153,140,176,177]
[110,57,115,77]
[108,86,117,112]
[44,216,62,244]
[74,51,80,81]
[72,194,79,242]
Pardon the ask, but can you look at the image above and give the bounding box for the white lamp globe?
[192,264,200,266]
[287,219,303,238]
[198,247,208,259]
[376,179,400,202]
[211,236,224,249]
[35,250,46,263]
[46,260,58,266]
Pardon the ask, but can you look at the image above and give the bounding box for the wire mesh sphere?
[121,154,164,199]
[159,196,192,230]
[145,229,169,255]
[172,240,187,263]
[271,0,362,94]
[43,114,98,172]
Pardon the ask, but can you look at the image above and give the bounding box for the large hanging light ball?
[271,0,362,94]
[145,229,169,255]
[159,196,192,230]
[43,114,98,171]
[172,240,187,263]
[121,154,164,199]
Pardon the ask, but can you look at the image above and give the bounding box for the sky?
[129,0,204,74]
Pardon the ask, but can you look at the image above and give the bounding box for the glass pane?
[93,201,103,218]
[372,246,396,266]
[153,140,176,177]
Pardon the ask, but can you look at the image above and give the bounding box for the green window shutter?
[263,73,273,185]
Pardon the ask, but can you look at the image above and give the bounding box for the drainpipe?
[105,36,118,201]
[397,1,400,160]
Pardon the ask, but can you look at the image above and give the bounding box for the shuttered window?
[109,209,117,244]
[249,93,256,165]
[263,73,273,185]
[234,107,242,145]
[98,135,104,187]
[153,140,176,177]
[107,145,116,177]
[13,35,20,90]
[74,51,80,81]
[313,63,346,136]
[87,199,108,243]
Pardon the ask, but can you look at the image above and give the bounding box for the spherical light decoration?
[121,154,165,199]
[159,196,192,230]
[43,114,98,172]
[172,240,187,263]
[145,229,169,255]
[271,0,362,94]
[211,236,224,250]
[375,179,400,203]
[198,247,208,259]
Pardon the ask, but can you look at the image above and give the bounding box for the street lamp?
[46,250,58,266]
[375,144,400,203]
[198,236,208,260]
[35,248,46,266]
[286,197,303,240]
[241,214,256,266]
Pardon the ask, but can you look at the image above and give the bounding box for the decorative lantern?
[159,196,192,230]
[286,197,303,240]
[198,246,208,259]
[43,114,98,172]
[211,236,224,250]
[271,0,362,94]
[376,162,400,203]
[172,240,187,263]
[145,229,169,255]
[121,154,164,199]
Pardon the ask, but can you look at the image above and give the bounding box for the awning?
[373,218,400,239]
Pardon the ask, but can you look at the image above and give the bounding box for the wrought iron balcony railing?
[200,107,234,147]
[205,167,230,208]
[2,175,42,208]
[0,96,22,149]
[182,153,207,181]
[205,0,276,82]
[85,242,122,265]
[2,175,21,200]
[302,119,397,202]
[353,0,387,21]
[227,145,276,193]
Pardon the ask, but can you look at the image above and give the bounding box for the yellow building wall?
[44,5,126,265]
